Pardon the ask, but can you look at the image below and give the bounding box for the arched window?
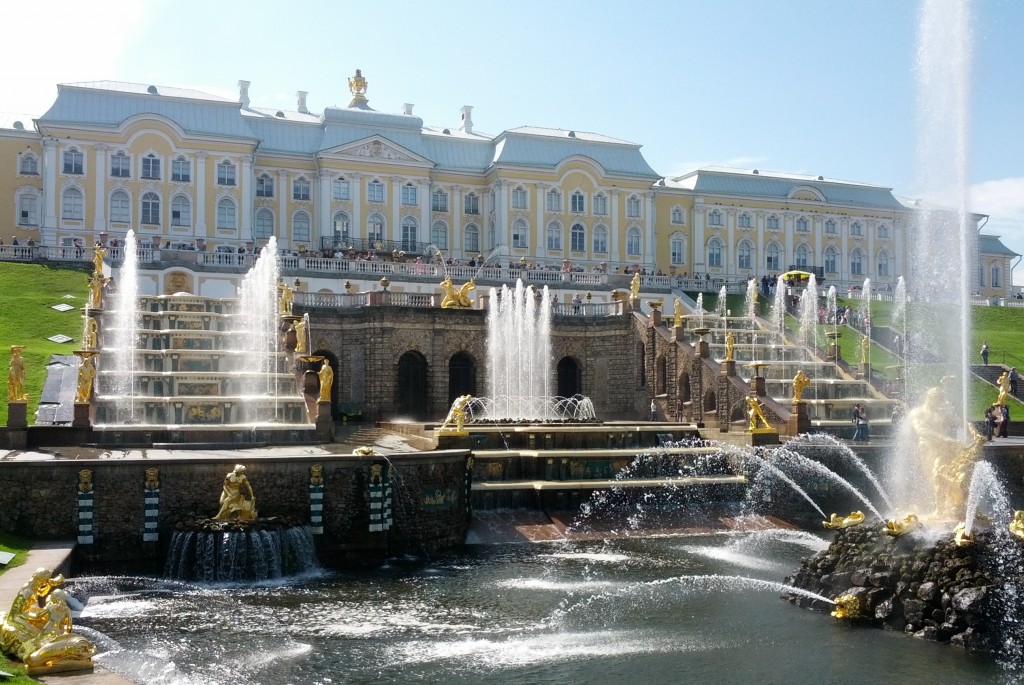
[767,214,780,230]
[62,187,84,220]
[671,232,686,265]
[254,208,274,239]
[63,148,83,175]
[546,221,562,251]
[627,227,641,255]
[256,174,274,197]
[367,213,385,243]
[707,237,723,268]
[570,223,586,252]
[17,191,38,226]
[671,207,685,224]
[401,216,418,251]
[19,154,38,175]
[825,219,837,234]
[708,209,723,227]
[593,225,608,254]
[293,177,311,201]
[464,223,480,253]
[141,192,160,224]
[430,220,447,250]
[877,249,890,277]
[851,248,864,275]
[738,213,751,228]
[737,240,753,270]
[293,211,311,243]
[992,265,1001,288]
[170,195,190,226]
[512,186,528,210]
[512,219,528,248]
[110,191,130,224]
[766,242,780,271]
[546,188,562,212]
[824,247,838,273]
[795,244,809,268]
[217,198,236,230]
[796,217,809,232]
[141,153,161,180]
[571,191,585,213]
[333,211,350,242]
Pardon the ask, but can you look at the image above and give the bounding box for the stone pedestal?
[788,401,811,435]
[827,343,841,363]
[722,360,736,377]
[72,402,91,429]
[752,376,766,396]
[7,401,27,449]
[697,340,710,359]
[315,401,334,442]
[650,309,662,327]
[748,429,780,446]
[671,326,682,342]
[860,363,872,382]
[436,432,471,450]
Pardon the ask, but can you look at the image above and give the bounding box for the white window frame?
[217,197,236,230]
[512,186,528,210]
[217,162,236,186]
[766,243,781,271]
[19,154,38,175]
[63,148,83,175]
[254,208,274,239]
[546,222,562,251]
[141,154,161,180]
[626,227,641,255]
[570,223,586,252]
[708,210,723,227]
[401,183,418,206]
[571,191,585,214]
[170,195,190,227]
[707,238,723,268]
[401,216,418,250]
[464,223,480,253]
[546,189,562,212]
[825,248,837,273]
[825,219,837,234]
[110,152,131,178]
[767,215,780,230]
[367,213,385,242]
[17,191,39,226]
[171,156,190,183]
[593,193,607,216]
[851,221,863,236]
[62,187,84,220]
[110,190,130,224]
[431,189,449,213]
[333,177,350,200]
[293,211,311,243]
[512,219,528,248]
[141,192,161,225]
[738,213,751,229]
[593,225,608,254]
[464,192,479,215]
[851,249,864,275]
[256,174,274,198]
[878,250,891,277]
[671,233,687,265]
[431,220,448,249]
[795,244,809,268]
[626,195,641,218]
[333,211,350,242]
[737,240,752,270]
[796,217,809,232]
[367,180,384,204]
[293,177,311,201]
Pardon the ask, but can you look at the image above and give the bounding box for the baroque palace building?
[0,70,1015,298]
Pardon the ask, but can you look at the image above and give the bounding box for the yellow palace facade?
[0,70,1011,296]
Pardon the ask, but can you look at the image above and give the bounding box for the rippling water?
[71,533,999,685]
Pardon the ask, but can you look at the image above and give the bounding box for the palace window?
[62,187,84,220]
[825,219,837,234]
[593,225,608,254]
[671,233,687,265]
[402,183,418,206]
[141,192,161,225]
[766,243,781,271]
[431,220,448,250]
[878,224,890,239]
[464,223,480,253]
[401,216,418,251]
[110,152,130,178]
[293,177,311,201]
[367,180,384,203]
[367,213,385,242]
[671,207,685,224]
[141,154,161,180]
[738,213,751,229]
[878,250,891,277]
[796,217,809,232]
[254,208,274,239]
[19,154,38,175]
[795,244,809,269]
[546,222,562,251]
[626,195,641,218]
[217,162,236,186]
[708,209,723,226]
[707,238,723,268]
[767,215,779,230]
[293,211,311,243]
[851,221,863,236]
[627,227,641,255]
[464,192,480,215]
[546,189,562,212]
[333,177,350,200]
[512,218,529,248]
[824,247,838,273]
[851,248,864,275]
[17,192,38,226]
[170,195,190,226]
[171,157,190,183]
[110,191,130,223]
[63,148,83,175]
[512,186,528,210]
[571,191,585,213]
[737,240,752,270]
[570,223,586,252]
[256,174,274,198]
[593,193,607,216]
[332,212,350,242]
[217,198,236,230]
[431,189,449,212]
[992,265,1001,288]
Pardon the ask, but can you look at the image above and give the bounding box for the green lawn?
[0,656,38,684]
[0,262,91,425]
[0,531,30,576]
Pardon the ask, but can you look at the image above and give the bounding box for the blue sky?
[2,0,1022,277]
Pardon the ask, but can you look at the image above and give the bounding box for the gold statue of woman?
[792,369,810,403]
[996,371,1010,406]
[673,298,683,328]
[725,332,735,361]
[318,359,333,403]
[75,356,95,404]
[630,272,641,299]
[84,318,98,350]
[8,345,27,402]
[860,335,869,364]
[92,242,106,275]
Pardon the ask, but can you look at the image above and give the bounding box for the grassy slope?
[0,262,91,425]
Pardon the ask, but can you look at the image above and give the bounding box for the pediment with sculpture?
[319,136,432,167]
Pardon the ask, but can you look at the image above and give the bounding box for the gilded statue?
[746,395,771,431]
[439,394,473,433]
[831,594,861,619]
[295,317,308,354]
[822,511,865,529]
[440,277,475,308]
[673,298,683,328]
[145,467,160,491]
[1010,510,1024,540]
[75,355,95,404]
[724,332,735,361]
[953,521,974,548]
[78,470,93,494]
[318,359,333,403]
[1,568,65,655]
[859,335,869,364]
[92,241,106,275]
[348,68,368,102]
[310,464,324,487]
[883,513,920,537]
[352,446,379,456]
[996,371,1010,406]
[630,272,641,299]
[88,271,108,309]
[18,588,94,673]
[213,464,257,521]
[84,318,98,350]
[278,283,294,316]
[792,370,810,403]
[8,345,27,402]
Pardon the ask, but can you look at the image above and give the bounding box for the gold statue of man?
[0,567,65,656]
[88,272,108,310]
[792,369,810,403]
[278,283,294,316]
[92,241,106,275]
[725,332,735,361]
[996,371,1010,406]
[673,298,683,328]
[213,465,257,521]
[17,587,94,672]
[630,272,641,299]
[8,345,27,402]
[746,395,771,431]
[84,318,98,350]
[318,359,333,403]
[860,335,869,364]
[439,394,473,433]
[75,356,95,404]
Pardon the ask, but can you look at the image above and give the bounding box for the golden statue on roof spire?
[348,69,368,106]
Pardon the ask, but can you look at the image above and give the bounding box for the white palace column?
[867,220,876,281]
[41,138,58,245]
[452,186,463,258]
[240,155,253,240]
[195,152,207,235]
[894,218,906,280]
[839,219,850,283]
[610,190,620,265]
[783,212,794,270]
[693,203,706,274]
[317,169,331,246]
[755,211,765,275]
[494,180,507,259]
[725,208,736,276]
[813,215,823,272]
[534,184,545,260]
[278,169,289,246]
[644,191,655,268]
[419,179,430,250]
[92,144,107,234]
[350,173,362,243]
[391,177,402,246]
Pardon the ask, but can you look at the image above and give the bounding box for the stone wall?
[0,451,471,569]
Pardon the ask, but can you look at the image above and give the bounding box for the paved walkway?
[0,543,134,685]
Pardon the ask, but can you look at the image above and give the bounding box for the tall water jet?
[107,230,140,423]
[715,285,728,320]
[696,293,704,328]
[486,280,554,420]
[859,278,872,366]
[796,274,818,351]
[744,278,758,323]
[233,236,282,423]
[771,275,786,335]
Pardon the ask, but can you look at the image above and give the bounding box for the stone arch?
[448,351,477,404]
[677,370,691,403]
[396,350,429,419]
[703,388,717,412]
[557,356,582,398]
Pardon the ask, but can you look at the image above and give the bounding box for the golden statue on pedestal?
[0,568,94,674]
[295,317,308,354]
[92,241,106,275]
[746,395,771,431]
[724,332,735,361]
[630,272,641,299]
[860,335,869,364]
[278,283,294,316]
[440,277,475,308]
[88,271,108,309]
[318,359,333,403]
[75,355,96,404]
[792,370,810,403]
[673,299,683,328]
[439,394,473,434]
[84,318,98,350]
[8,345,27,402]
[213,465,257,521]
[996,371,1010,406]
[822,511,865,529]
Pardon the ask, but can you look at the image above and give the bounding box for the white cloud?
[0,1,151,115]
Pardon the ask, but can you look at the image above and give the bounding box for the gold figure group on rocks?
[1,568,94,674]
[213,464,258,521]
